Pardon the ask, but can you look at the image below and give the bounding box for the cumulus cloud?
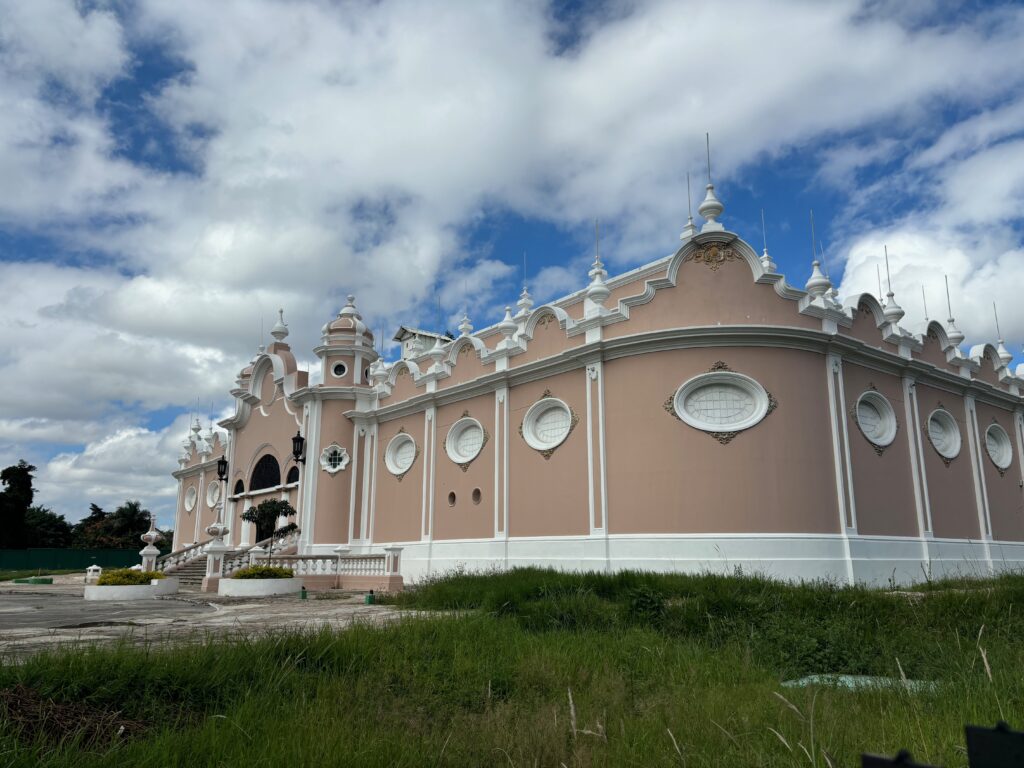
[2,0,1024,519]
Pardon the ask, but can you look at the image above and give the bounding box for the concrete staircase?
[173,556,209,590]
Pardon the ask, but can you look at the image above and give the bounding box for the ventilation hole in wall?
[472,488,482,505]
[447,491,456,507]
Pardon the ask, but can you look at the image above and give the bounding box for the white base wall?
[351,533,1024,587]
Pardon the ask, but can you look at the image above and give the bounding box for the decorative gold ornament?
[709,361,732,372]
[692,243,740,271]
[537,314,557,328]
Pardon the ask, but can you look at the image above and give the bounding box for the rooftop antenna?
[945,274,954,318]
[760,208,768,253]
[884,245,893,293]
[922,286,929,324]
[594,218,602,268]
[994,301,1003,340]
[681,172,698,239]
[523,251,527,291]
[809,209,817,263]
[876,264,883,301]
[706,132,712,184]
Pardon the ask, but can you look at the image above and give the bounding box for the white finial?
[994,302,1012,366]
[680,172,698,240]
[498,306,518,348]
[944,274,965,347]
[516,283,533,320]
[429,334,446,371]
[586,220,610,308]
[458,311,473,337]
[804,210,831,298]
[191,416,202,435]
[270,308,289,342]
[759,208,776,272]
[697,134,725,232]
[882,245,904,324]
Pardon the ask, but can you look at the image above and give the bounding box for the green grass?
[1,569,1022,766]
[0,569,80,582]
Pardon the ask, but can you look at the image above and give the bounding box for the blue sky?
[1,0,1024,526]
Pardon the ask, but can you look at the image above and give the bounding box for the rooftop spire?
[882,245,904,324]
[759,208,776,272]
[994,302,1012,366]
[697,134,724,232]
[458,311,473,337]
[270,308,289,342]
[944,274,965,347]
[586,219,610,309]
[804,210,831,298]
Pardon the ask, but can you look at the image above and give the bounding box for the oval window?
[855,391,897,448]
[446,417,485,464]
[926,409,961,460]
[522,398,573,452]
[385,433,417,476]
[673,372,769,433]
[206,480,221,508]
[184,486,197,512]
[985,424,1013,470]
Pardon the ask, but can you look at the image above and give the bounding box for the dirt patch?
[0,684,146,748]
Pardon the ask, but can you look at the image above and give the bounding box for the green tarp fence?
[0,548,140,570]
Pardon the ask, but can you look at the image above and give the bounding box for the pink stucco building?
[167,185,1024,589]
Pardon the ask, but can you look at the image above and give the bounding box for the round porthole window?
[447,491,456,506]
[472,488,482,505]
[184,486,197,512]
[385,433,417,476]
[522,398,573,452]
[332,361,348,378]
[985,424,1013,470]
[446,417,485,465]
[855,391,898,448]
[206,480,221,508]
[926,409,961,460]
[673,372,770,433]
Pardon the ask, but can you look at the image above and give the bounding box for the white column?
[902,377,932,571]
[825,353,855,585]
[964,395,994,572]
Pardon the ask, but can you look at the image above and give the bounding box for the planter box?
[84,584,156,601]
[218,577,303,598]
[151,576,179,595]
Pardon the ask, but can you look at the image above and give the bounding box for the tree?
[241,499,298,556]
[0,460,37,549]
[24,506,72,548]
[72,500,155,549]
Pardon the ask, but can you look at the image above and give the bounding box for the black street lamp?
[216,454,229,481]
[292,431,306,464]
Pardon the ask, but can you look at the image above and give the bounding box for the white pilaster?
[825,353,855,585]
[963,395,994,572]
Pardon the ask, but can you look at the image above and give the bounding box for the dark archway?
[250,455,281,492]
[233,479,244,496]
[286,465,300,484]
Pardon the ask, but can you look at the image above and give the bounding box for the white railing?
[155,539,212,573]
[223,529,301,576]
[233,547,403,579]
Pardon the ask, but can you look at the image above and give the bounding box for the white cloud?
[2,0,1024,520]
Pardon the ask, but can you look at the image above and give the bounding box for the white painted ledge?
[218,577,304,597]
[84,584,156,601]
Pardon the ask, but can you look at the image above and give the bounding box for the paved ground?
[0,574,402,659]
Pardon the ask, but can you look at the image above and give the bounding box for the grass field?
[0,569,81,582]
[1,568,1021,766]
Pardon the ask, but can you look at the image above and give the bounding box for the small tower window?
[332,362,348,378]
[286,465,300,484]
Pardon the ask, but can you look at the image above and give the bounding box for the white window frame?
[184,486,198,512]
[319,443,351,474]
[522,398,574,452]
[673,371,770,433]
[445,417,485,465]
[985,423,1013,470]
[855,390,898,448]
[926,408,961,460]
[206,480,222,508]
[385,433,418,476]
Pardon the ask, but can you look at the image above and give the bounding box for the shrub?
[232,565,294,580]
[96,569,164,586]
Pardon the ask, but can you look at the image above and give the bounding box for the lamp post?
[203,453,231,591]
[288,430,306,542]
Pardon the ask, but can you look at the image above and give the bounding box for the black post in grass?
[861,749,938,768]
[965,721,1024,768]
